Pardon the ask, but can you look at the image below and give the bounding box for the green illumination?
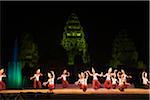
[61,13,90,65]
[8,62,22,88]
[7,38,22,88]
[77,33,81,36]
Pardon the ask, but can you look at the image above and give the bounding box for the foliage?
[19,33,39,68]
[110,30,139,68]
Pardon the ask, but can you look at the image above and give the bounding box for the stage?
[0,88,149,100]
[0,88,149,94]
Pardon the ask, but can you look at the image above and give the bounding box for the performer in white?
[117,69,132,91]
[75,71,89,92]
[142,71,150,89]
[121,69,132,88]
[30,69,43,88]
[112,69,118,78]
[111,75,118,89]
[43,71,55,92]
[111,69,118,89]
[117,71,124,91]
[57,69,70,88]
[87,67,103,89]
[103,67,113,89]
[0,68,6,90]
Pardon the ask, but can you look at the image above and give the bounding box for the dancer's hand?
[128,76,132,78]
[100,72,103,76]
[67,72,70,76]
[51,71,54,74]
[57,77,61,80]
[30,77,33,80]
[75,81,79,85]
[3,74,6,77]
[40,73,43,76]
[43,82,47,86]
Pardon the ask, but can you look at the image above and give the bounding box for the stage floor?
[0,88,149,94]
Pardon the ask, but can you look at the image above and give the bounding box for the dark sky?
[1,1,149,67]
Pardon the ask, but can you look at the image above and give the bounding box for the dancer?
[117,71,125,91]
[75,71,88,92]
[43,71,55,92]
[111,74,118,89]
[111,69,118,89]
[142,71,150,89]
[112,69,118,78]
[57,69,70,88]
[103,67,113,89]
[87,67,103,89]
[75,73,82,89]
[30,69,43,89]
[0,68,6,90]
[121,69,132,88]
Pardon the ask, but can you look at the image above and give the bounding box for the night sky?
[1,1,149,67]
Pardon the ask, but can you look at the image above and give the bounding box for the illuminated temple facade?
[61,13,90,65]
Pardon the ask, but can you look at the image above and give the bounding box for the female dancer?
[111,75,118,89]
[87,67,103,89]
[121,69,132,88]
[0,68,6,90]
[30,69,43,89]
[111,69,118,89]
[57,69,70,88]
[142,71,150,89]
[117,70,132,91]
[43,71,55,92]
[112,69,118,78]
[75,71,89,92]
[117,71,124,91]
[75,73,82,89]
[103,67,113,89]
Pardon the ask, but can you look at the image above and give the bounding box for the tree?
[61,13,90,65]
[110,30,138,68]
[19,33,39,68]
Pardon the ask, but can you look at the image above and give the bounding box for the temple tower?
[61,13,90,65]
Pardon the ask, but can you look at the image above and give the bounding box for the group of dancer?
[30,69,70,92]
[74,67,132,92]
[28,67,149,92]
[0,67,149,92]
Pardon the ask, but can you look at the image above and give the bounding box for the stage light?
[7,38,22,88]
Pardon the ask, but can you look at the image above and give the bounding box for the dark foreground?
[0,93,149,100]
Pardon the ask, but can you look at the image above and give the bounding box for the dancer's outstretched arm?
[78,73,81,78]
[57,76,62,80]
[51,71,55,79]
[30,74,35,80]
[85,71,89,79]
[67,72,70,77]
[127,75,132,78]
[98,72,103,77]
[87,70,93,76]
[2,73,6,77]
[43,81,48,86]
[75,77,80,85]
[40,73,43,76]
[103,73,107,77]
